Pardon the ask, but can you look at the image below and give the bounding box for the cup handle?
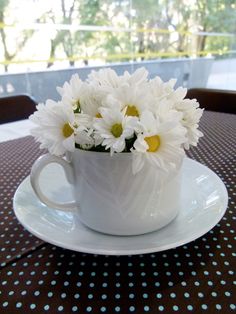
[30,153,77,211]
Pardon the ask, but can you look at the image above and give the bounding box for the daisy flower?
[87,68,123,93]
[30,100,78,155]
[75,130,95,150]
[168,86,188,104]
[122,67,148,88]
[57,74,85,113]
[93,106,137,154]
[132,110,186,174]
[149,76,177,101]
[174,98,203,149]
[149,78,185,111]
[108,84,149,118]
[30,67,204,175]
[79,84,105,118]
[88,67,148,93]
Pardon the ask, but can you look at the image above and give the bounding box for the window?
[0,0,235,102]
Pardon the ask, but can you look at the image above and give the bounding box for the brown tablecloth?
[0,111,235,313]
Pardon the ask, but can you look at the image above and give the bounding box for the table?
[0,111,235,313]
[0,119,34,142]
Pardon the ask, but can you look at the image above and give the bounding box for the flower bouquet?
[30,67,203,175]
[29,67,203,235]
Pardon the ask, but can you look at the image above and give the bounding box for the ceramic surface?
[30,150,183,235]
[13,158,228,255]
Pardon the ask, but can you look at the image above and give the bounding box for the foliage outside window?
[0,0,235,72]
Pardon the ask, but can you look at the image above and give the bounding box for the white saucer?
[13,158,228,255]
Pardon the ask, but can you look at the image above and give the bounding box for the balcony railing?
[0,57,213,103]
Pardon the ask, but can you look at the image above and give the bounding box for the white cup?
[30,149,183,236]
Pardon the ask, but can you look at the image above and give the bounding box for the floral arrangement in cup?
[30,67,203,174]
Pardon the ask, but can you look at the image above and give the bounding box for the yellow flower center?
[145,135,161,152]
[62,123,74,138]
[125,105,139,117]
[111,123,123,138]
[96,112,102,118]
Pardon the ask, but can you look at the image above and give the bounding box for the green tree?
[45,0,109,67]
[2,0,235,71]
[0,0,34,72]
[195,0,236,54]
[130,0,235,60]
[43,0,78,67]
[131,0,195,59]
[45,0,132,66]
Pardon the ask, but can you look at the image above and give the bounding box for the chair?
[0,94,37,124]
[186,88,236,114]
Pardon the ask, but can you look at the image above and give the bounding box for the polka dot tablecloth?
[0,136,45,266]
[0,111,235,313]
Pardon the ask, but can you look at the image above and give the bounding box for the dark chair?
[186,88,236,114]
[0,94,37,124]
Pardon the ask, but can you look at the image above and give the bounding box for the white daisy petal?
[132,111,186,174]
[123,67,148,87]
[30,100,76,156]
[174,98,204,148]
[63,135,76,152]
[93,106,135,153]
